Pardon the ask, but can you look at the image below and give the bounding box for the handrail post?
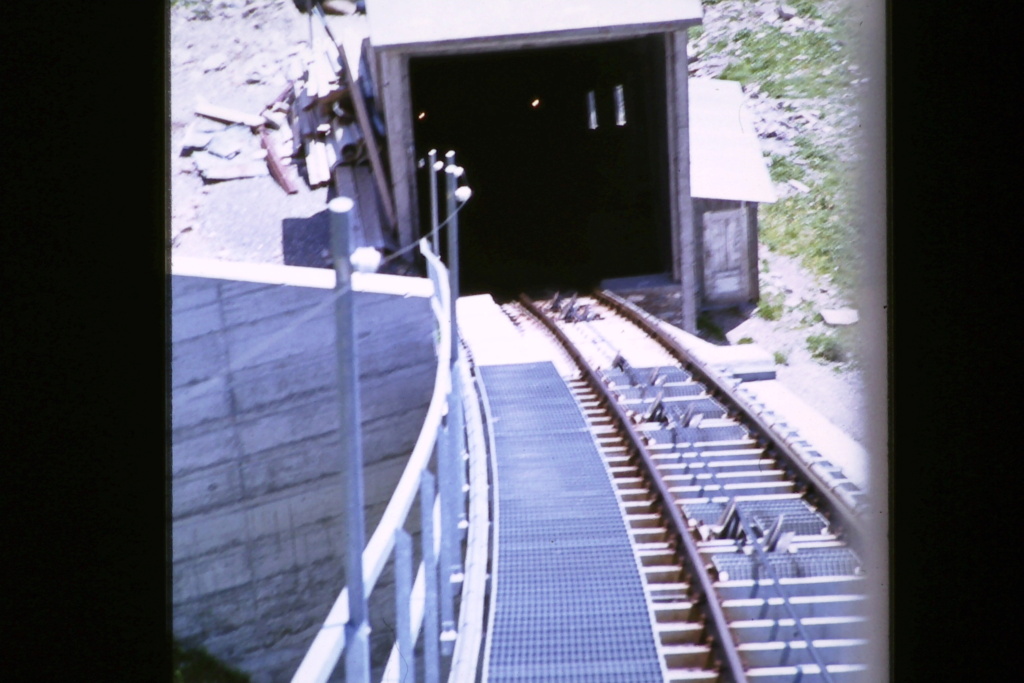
[445,152,469,535]
[329,196,371,683]
[420,471,441,683]
[394,529,415,683]
[428,149,440,253]
[436,425,458,655]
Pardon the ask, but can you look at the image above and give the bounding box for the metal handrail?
[290,239,457,683]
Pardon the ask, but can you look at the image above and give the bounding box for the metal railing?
[290,235,479,683]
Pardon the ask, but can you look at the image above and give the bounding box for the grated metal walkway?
[480,362,663,683]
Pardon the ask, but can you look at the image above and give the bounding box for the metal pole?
[436,428,458,655]
[428,149,440,253]
[444,153,469,535]
[330,196,371,683]
[394,529,415,683]
[420,472,441,683]
[445,151,460,317]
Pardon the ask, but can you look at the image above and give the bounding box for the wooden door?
[702,207,749,303]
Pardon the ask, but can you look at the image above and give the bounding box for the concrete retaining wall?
[170,262,437,682]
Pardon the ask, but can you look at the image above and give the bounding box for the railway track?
[506,291,873,683]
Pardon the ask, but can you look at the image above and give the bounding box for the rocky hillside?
[675,0,876,443]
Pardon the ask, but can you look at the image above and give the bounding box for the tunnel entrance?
[409,37,671,298]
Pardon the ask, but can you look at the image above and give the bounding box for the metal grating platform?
[713,548,863,582]
[603,366,693,387]
[683,499,830,537]
[611,384,707,401]
[644,424,749,444]
[480,362,663,683]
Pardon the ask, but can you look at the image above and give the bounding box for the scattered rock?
[788,179,811,194]
[322,0,358,15]
[180,121,214,156]
[777,4,798,20]
[820,308,859,326]
[202,52,230,72]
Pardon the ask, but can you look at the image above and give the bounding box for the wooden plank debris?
[200,160,269,182]
[270,82,294,107]
[259,127,299,194]
[195,100,266,128]
[317,11,397,230]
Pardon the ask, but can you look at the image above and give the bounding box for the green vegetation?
[756,291,785,321]
[720,24,853,100]
[172,0,213,19]
[737,336,754,345]
[173,640,251,683]
[794,300,823,328]
[697,312,727,343]
[806,332,846,363]
[773,350,789,365]
[761,136,859,294]
[696,1,865,298]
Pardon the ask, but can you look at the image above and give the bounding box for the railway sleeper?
[678,492,807,507]
[626,513,665,528]
[621,500,659,517]
[668,481,797,498]
[630,526,673,544]
[722,594,868,621]
[604,453,633,466]
[618,489,654,504]
[737,637,868,667]
[638,548,680,567]
[730,615,869,643]
[696,535,843,552]
[661,644,715,670]
[649,439,760,454]
[652,600,699,623]
[657,621,708,646]
[616,385,706,401]
[663,470,789,487]
[746,663,868,682]
[589,424,619,436]
[657,458,777,473]
[664,669,720,683]
[620,497,658,513]
[616,477,650,491]
[643,564,687,583]
[647,582,693,602]
[715,576,868,600]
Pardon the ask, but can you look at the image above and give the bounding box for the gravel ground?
[170,0,870,446]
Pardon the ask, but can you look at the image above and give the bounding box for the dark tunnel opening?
[410,37,672,298]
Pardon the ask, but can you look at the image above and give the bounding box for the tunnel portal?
[410,37,671,298]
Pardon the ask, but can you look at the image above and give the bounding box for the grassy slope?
[697,0,866,296]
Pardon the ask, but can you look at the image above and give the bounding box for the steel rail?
[519,294,749,683]
[662,396,839,683]
[594,289,868,553]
